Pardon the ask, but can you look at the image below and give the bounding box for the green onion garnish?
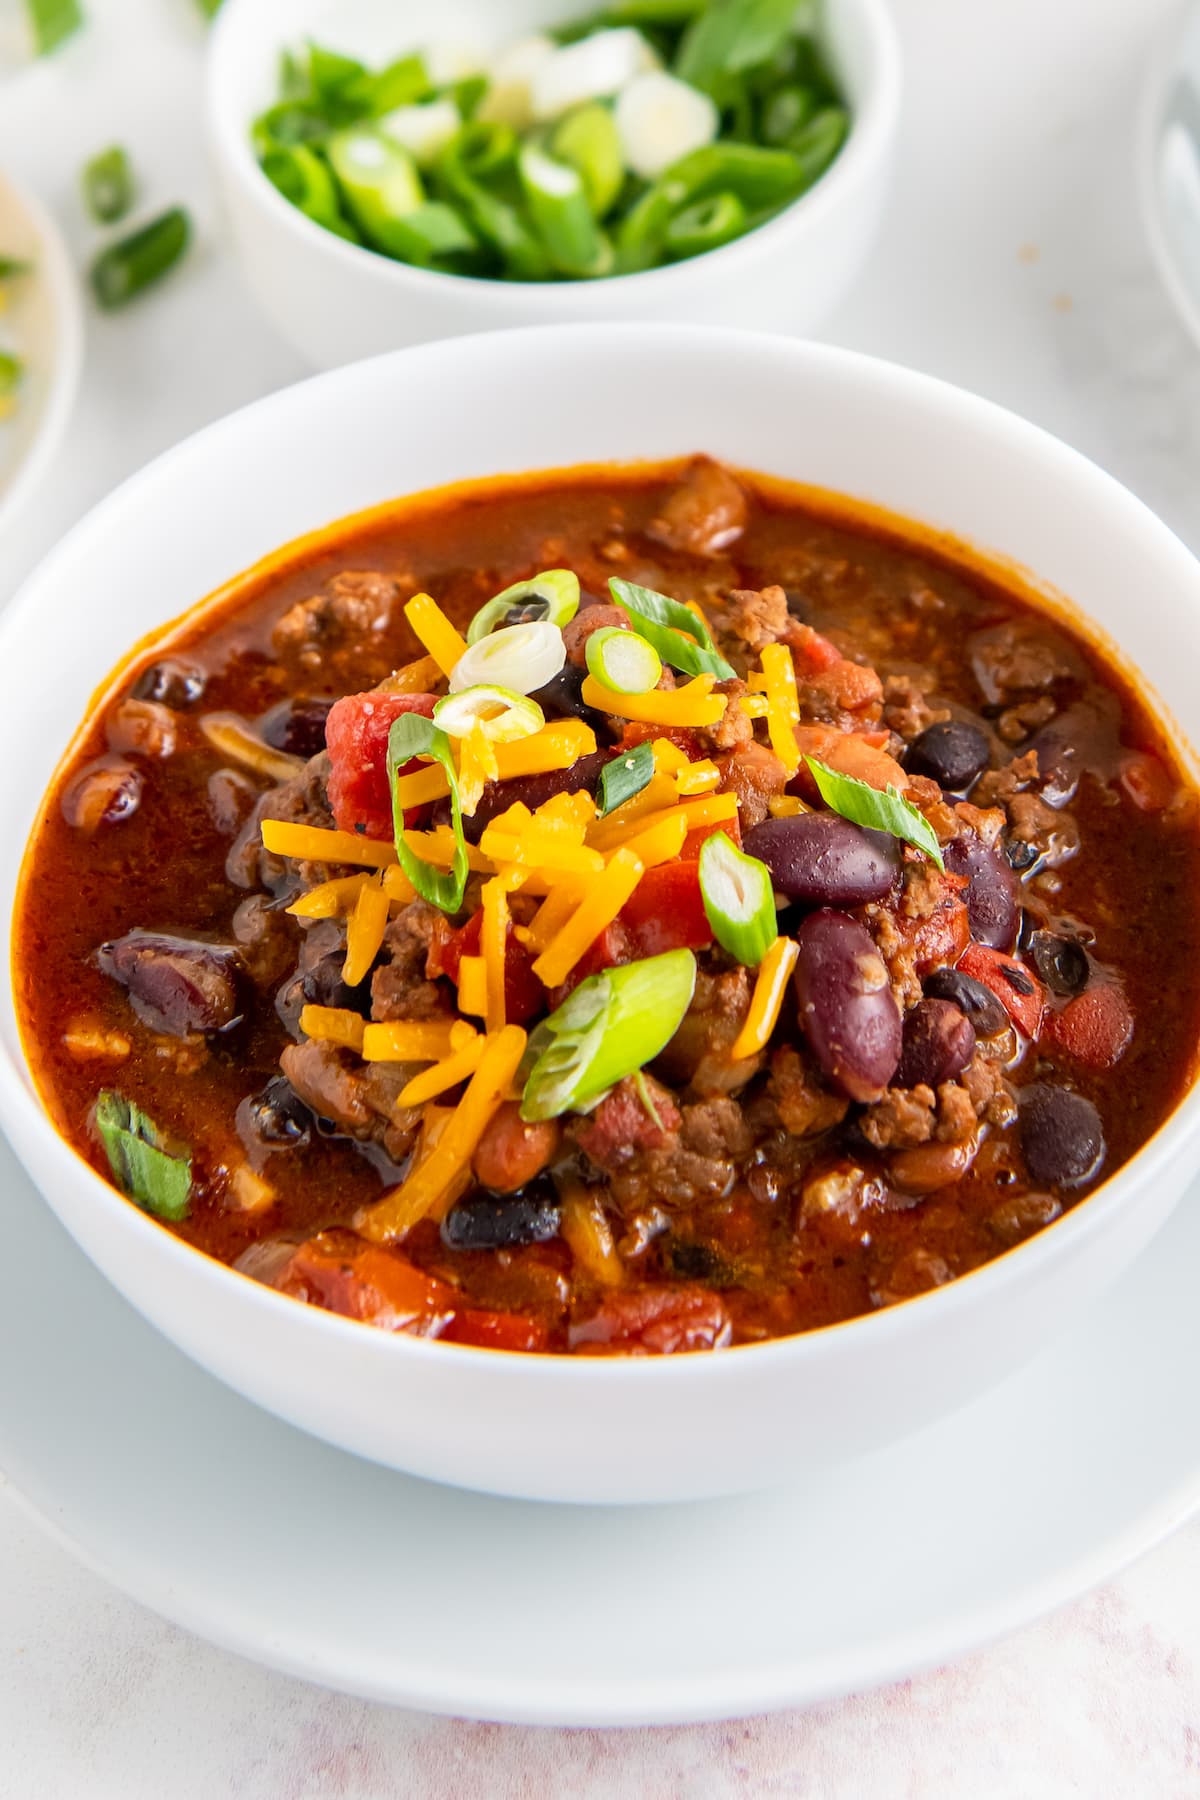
[518,143,609,278]
[326,127,427,256]
[83,145,134,224]
[25,0,83,55]
[93,1091,191,1222]
[89,208,191,310]
[608,577,735,681]
[520,948,697,1121]
[585,626,662,695]
[697,831,776,965]
[550,102,625,218]
[387,714,469,913]
[598,739,654,817]
[665,190,747,260]
[675,0,797,93]
[0,353,24,398]
[467,569,580,645]
[433,684,544,744]
[805,755,946,871]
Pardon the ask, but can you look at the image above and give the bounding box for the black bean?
[301,951,373,1017]
[924,966,1008,1037]
[531,662,608,735]
[131,658,206,709]
[905,719,990,791]
[945,835,1019,950]
[1019,1086,1105,1189]
[238,1077,312,1150]
[440,1186,562,1250]
[793,909,902,1102]
[744,814,901,906]
[503,596,551,627]
[436,749,613,844]
[896,999,976,1089]
[261,697,334,759]
[97,930,241,1036]
[1005,837,1040,874]
[1028,931,1090,997]
[784,589,810,619]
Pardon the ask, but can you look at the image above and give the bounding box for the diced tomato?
[1117,753,1174,814]
[325,691,437,839]
[276,1232,456,1336]
[621,862,714,957]
[619,721,701,760]
[894,871,970,976]
[569,1285,732,1355]
[574,1075,680,1163]
[957,943,1045,1039]
[682,809,741,859]
[426,907,542,1024]
[803,658,885,716]
[790,725,905,795]
[442,1309,550,1353]
[1043,984,1133,1069]
[789,623,842,673]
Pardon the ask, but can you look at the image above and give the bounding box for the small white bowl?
[0,172,83,540]
[1140,0,1200,350]
[207,0,901,368]
[3,325,1200,1505]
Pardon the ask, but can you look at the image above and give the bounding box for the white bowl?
[1140,0,1200,351]
[0,172,83,540]
[3,325,1200,1505]
[207,0,900,368]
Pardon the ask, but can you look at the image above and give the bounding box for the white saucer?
[2,1126,1199,1728]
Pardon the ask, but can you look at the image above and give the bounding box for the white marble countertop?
[2,0,1200,1791]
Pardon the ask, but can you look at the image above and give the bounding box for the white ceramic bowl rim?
[206,0,902,303]
[4,324,1200,1395]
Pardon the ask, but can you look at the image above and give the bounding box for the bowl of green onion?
[208,0,900,368]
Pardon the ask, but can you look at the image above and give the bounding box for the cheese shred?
[730,936,800,1060]
[403,592,469,678]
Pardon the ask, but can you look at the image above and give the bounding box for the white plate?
[1141,0,1200,349]
[0,172,83,536]
[2,1127,1199,1726]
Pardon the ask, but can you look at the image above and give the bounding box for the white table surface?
[3,0,1200,1792]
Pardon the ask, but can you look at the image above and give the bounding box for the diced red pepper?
[442,1309,550,1353]
[621,862,714,957]
[553,920,633,1002]
[619,721,701,761]
[894,871,970,976]
[957,943,1045,1038]
[1043,984,1133,1069]
[325,691,437,840]
[427,908,542,1024]
[789,623,841,674]
[682,809,742,859]
[1116,753,1174,814]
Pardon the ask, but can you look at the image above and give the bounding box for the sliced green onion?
[433,685,545,743]
[787,105,850,189]
[25,0,83,54]
[664,140,808,209]
[664,189,746,259]
[606,1,706,24]
[806,755,946,871]
[520,948,697,1121]
[698,831,776,965]
[551,102,625,217]
[307,42,368,118]
[388,715,469,913]
[675,0,796,96]
[379,98,461,168]
[94,1091,191,1222]
[0,259,31,282]
[598,739,654,816]
[436,138,550,279]
[89,208,191,310]
[585,626,661,694]
[467,569,581,644]
[355,55,430,117]
[759,83,818,146]
[260,145,353,236]
[518,143,604,276]
[608,577,735,679]
[613,180,677,271]
[251,102,331,155]
[449,620,566,696]
[0,353,24,397]
[83,145,134,224]
[326,126,427,254]
[445,74,489,119]
[614,70,718,182]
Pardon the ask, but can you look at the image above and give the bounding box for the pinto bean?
[61,758,142,833]
[793,909,902,1103]
[890,1135,979,1194]
[895,999,976,1089]
[131,658,206,709]
[472,1103,561,1194]
[106,698,177,759]
[944,834,1019,950]
[743,814,901,906]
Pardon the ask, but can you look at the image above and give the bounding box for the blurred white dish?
[206,0,901,367]
[1141,0,1200,349]
[0,173,83,541]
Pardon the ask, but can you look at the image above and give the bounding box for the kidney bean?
[923,966,1008,1037]
[905,719,990,791]
[1028,930,1089,996]
[793,909,902,1103]
[441,1183,562,1251]
[944,834,1019,950]
[743,814,901,906]
[472,1103,561,1194]
[896,999,976,1089]
[131,658,206,709]
[261,697,334,759]
[890,1135,979,1194]
[1043,984,1133,1069]
[97,930,241,1036]
[1019,1085,1105,1189]
[60,758,143,833]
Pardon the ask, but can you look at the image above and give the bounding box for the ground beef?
[766,1046,849,1137]
[997,695,1057,743]
[646,458,748,558]
[229,753,334,892]
[702,678,755,753]
[1006,791,1081,867]
[882,673,951,741]
[952,801,1006,846]
[231,893,295,988]
[860,905,923,1010]
[969,620,1083,705]
[272,570,402,671]
[934,1080,977,1143]
[797,657,885,724]
[572,1074,681,1171]
[714,741,787,828]
[973,748,1040,809]
[678,1097,754,1161]
[370,900,452,1022]
[861,1084,937,1149]
[711,584,791,654]
[654,967,758,1095]
[900,860,954,921]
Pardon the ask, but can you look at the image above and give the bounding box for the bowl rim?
[0,173,84,543]
[205,0,902,304]
[1138,0,1200,352]
[5,321,1200,1386]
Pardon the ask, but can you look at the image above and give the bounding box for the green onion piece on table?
[665,190,746,258]
[551,102,625,216]
[0,258,31,281]
[82,145,135,224]
[195,0,224,17]
[25,0,83,54]
[89,208,191,310]
[387,715,469,913]
[433,685,545,743]
[518,143,608,276]
[698,831,776,965]
[467,569,580,643]
[585,626,662,694]
[520,947,697,1121]
[93,1090,192,1221]
[597,738,654,817]
[805,755,946,871]
[608,576,735,679]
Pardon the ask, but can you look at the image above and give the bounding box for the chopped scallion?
[697,831,776,965]
[805,755,946,871]
[0,353,24,397]
[83,145,134,224]
[518,142,606,276]
[433,685,545,743]
[597,739,654,816]
[467,569,580,644]
[585,625,662,694]
[609,576,735,680]
[448,620,566,697]
[388,715,469,913]
[93,1090,192,1222]
[664,189,746,259]
[89,208,191,310]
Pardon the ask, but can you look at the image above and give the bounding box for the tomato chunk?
[619,721,701,761]
[442,1309,550,1353]
[957,943,1045,1038]
[1043,984,1133,1069]
[894,871,970,976]
[569,1285,732,1355]
[790,725,905,795]
[276,1231,456,1335]
[427,908,542,1024]
[789,623,841,674]
[1117,753,1174,814]
[325,691,436,840]
[621,862,714,957]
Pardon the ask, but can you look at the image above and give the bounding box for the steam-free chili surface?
[16,460,1200,1354]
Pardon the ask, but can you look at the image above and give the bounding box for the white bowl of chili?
[3,325,1200,1505]
[206,0,901,367]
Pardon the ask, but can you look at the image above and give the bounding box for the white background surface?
[2,0,1200,1792]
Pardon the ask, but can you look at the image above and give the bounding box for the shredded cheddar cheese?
[457,954,488,1019]
[286,874,370,919]
[731,936,800,1060]
[531,848,644,988]
[397,1034,487,1106]
[580,671,726,728]
[619,810,689,869]
[401,828,490,873]
[597,791,738,850]
[480,877,510,1033]
[403,592,469,678]
[457,721,500,815]
[674,759,721,797]
[586,772,678,849]
[753,643,802,774]
[377,653,443,694]
[650,738,689,775]
[739,694,770,719]
[767,794,810,819]
[493,720,596,779]
[526,884,582,951]
[361,1019,477,1062]
[561,1190,624,1287]
[391,762,455,810]
[261,820,397,868]
[299,1004,367,1052]
[342,875,390,987]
